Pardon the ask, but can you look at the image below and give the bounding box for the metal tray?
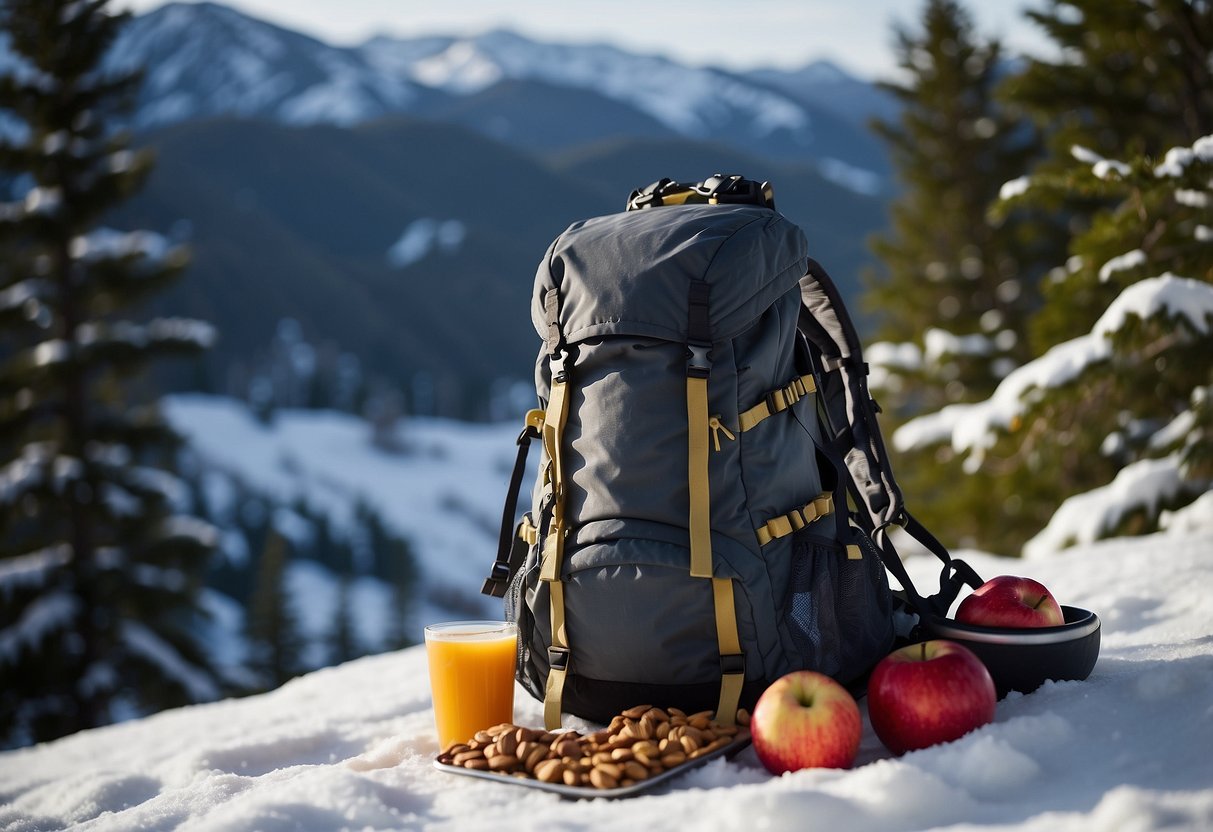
[433,736,751,800]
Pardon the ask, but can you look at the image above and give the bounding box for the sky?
[116,0,1052,81]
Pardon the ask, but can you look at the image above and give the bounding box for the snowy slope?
[362,29,810,140]
[1,529,1211,830]
[105,2,434,128]
[164,394,518,627]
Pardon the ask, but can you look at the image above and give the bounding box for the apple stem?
[920,642,928,661]
[1032,595,1049,610]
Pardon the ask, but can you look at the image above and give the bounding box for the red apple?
[749,670,861,774]
[955,575,1064,628]
[868,640,996,755]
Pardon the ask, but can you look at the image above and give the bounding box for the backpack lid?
[533,203,808,346]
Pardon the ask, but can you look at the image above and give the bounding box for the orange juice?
[424,621,517,750]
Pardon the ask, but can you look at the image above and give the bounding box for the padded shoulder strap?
[797,258,903,530]
[796,258,983,616]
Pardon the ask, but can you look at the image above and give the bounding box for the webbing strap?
[687,374,713,578]
[540,374,572,729]
[544,581,569,729]
[738,374,817,432]
[755,494,834,546]
[712,577,744,725]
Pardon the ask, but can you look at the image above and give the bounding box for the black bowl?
[922,605,1101,698]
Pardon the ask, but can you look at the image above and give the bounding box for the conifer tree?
[328,574,362,665]
[244,530,305,688]
[897,1,1213,553]
[864,0,1052,550]
[0,0,221,745]
[1004,0,1213,347]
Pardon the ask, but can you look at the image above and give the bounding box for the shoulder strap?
[797,258,983,618]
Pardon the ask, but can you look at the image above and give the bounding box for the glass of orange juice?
[424,620,518,751]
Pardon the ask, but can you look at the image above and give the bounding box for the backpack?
[481,174,976,729]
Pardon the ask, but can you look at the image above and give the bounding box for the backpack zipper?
[708,415,736,452]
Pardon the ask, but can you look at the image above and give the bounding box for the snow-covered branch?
[1023,455,1189,559]
[894,275,1213,458]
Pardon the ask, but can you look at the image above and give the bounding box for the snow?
[895,275,1213,457]
[2,529,1212,830]
[386,219,467,268]
[0,591,78,665]
[121,620,221,703]
[923,328,994,364]
[867,341,923,391]
[1175,188,1210,208]
[1097,248,1146,282]
[373,29,810,140]
[69,227,172,263]
[1022,455,1188,559]
[162,395,516,626]
[1153,135,1213,178]
[1070,145,1130,180]
[0,545,71,596]
[817,158,883,196]
[998,176,1031,201]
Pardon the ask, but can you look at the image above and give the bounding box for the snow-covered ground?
[2,524,1211,830]
[165,394,517,628]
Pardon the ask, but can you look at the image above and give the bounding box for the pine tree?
[897,1,1213,553]
[863,0,1054,550]
[0,0,221,745]
[328,574,362,665]
[244,529,305,689]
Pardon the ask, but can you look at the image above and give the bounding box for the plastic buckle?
[765,390,782,414]
[549,346,577,384]
[547,646,570,672]
[686,343,712,379]
[626,177,680,211]
[720,653,745,676]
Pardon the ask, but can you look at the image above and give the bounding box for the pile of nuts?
[436,704,751,790]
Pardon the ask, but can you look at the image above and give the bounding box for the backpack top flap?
[532,204,808,346]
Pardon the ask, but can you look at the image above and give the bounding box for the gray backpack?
[483,175,967,729]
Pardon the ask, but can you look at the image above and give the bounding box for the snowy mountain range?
[98,2,892,188]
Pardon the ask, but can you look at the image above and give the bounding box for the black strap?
[481,421,541,598]
[687,281,712,347]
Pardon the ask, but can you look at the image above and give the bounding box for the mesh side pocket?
[786,528,895,683]
[787,533,844,678]
[505,554,544,701]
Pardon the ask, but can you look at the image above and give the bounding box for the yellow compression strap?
[713,577,744,726]
[737,374,817,432]
[755,494,835,546]
[687,374,712,579]
[540,374,572,730]
[687,364,744,725]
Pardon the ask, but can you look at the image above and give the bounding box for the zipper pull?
[709,415,736,452]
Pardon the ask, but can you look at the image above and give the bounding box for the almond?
[589,768,619,790]
[487,754,520,771]
[534,758,564,783]
[622,704,652,719]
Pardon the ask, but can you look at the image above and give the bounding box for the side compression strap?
[738,374,816,432]
[540,359,573,730]
[755,494,834,546]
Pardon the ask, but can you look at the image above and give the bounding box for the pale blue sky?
[118,0,1051,81]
